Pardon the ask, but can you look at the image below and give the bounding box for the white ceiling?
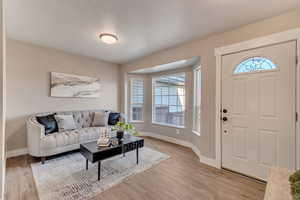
[130,57,200,74]
[6,0,300,64]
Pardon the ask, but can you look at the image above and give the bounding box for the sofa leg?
[41,157,46,164]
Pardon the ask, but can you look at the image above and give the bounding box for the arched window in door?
[234,57,277,74]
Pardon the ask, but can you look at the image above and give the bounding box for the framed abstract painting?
[50,72,101,98]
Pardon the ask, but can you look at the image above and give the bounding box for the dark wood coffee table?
[80,135,144,181]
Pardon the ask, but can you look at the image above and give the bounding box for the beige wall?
[121,8,300,159]
[0,0,5,198]
[6,39,120,151]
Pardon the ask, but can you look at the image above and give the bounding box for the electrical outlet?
[176,129,180,134]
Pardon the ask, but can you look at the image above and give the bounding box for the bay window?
[152,73,185,127]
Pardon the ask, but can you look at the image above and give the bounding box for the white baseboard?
[6,148,28,159]
[140,131,218,168]
[199,155,218,168]
[190,144,201,160]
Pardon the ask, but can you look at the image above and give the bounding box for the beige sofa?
[26,110,123,163]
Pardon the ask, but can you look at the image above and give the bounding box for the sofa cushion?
[36,114,58,135]
[78,127,102,142]
[54,115,77,132]
[40,127,103,150]
[108,112,121,125]
[92,111,109,127]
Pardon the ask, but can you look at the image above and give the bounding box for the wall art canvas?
[50,72,101,98]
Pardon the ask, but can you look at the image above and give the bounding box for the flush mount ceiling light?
[99,33,118,44]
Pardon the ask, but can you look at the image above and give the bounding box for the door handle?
[222,117,228,122]
[222,109,228,113]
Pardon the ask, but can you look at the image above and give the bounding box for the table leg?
[86,159,88,170]
[136,147,139,165]
[98,161,101,181]
[122,144,125,157]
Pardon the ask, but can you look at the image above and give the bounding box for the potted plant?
[290,171,300,200]
[112,122,138,140]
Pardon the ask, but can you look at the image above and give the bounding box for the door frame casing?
[215,28,300,169]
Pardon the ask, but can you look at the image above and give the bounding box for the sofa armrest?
[26,116,45,157]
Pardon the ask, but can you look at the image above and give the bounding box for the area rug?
[31,147,169,200]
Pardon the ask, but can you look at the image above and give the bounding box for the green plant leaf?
[290,171,300,184]
[292,181,300,195]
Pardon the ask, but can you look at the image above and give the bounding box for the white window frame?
[129,78,144,123]
[151,73,186,129]
[193,66,201,136]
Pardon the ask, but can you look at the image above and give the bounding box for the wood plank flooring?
[5,137,266,200]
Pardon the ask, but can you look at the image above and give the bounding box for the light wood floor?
[5,137,266,200]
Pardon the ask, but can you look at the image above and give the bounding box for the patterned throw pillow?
[36,114,58,135]
[108,112,121,125]
[54,115,76,132]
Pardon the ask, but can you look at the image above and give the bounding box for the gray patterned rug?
[31,147,169,200]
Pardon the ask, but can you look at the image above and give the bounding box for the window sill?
[192,130,201,136]
[152,122,185,129]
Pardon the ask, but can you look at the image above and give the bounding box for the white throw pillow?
[92,111,108,127]
[54,115,77,132]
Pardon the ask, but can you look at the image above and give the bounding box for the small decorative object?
[289,170,300,200]
[97,138,110,147]
[116,131,124,140]
[50,72,101,98]
[100,127,110,138]
[110,138,119,146]
[111,122,137,141]
[97,128,110,147]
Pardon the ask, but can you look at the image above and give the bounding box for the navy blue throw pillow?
[108,112,121,125]
[36,114,58,135]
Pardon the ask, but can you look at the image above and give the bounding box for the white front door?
[221,41,296,180]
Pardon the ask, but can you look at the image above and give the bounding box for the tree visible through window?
[130,79,144,121]
[234,57,277,74]
[152,73,185,127]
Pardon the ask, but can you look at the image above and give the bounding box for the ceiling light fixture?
[99,33,118,44]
